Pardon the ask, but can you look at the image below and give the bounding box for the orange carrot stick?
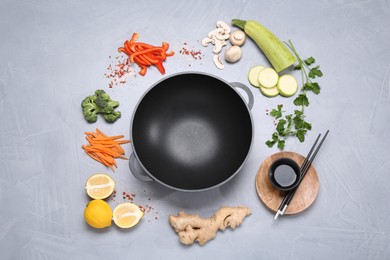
[82,129,130,172]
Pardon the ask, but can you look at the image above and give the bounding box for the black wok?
[129,72,254,191]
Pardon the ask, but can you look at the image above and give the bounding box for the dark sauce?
[274,164,297,187]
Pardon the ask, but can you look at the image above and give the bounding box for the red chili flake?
[179,44,203,60]
[118,190,159,221]
[104,55,133,88]
[110,190,117,202]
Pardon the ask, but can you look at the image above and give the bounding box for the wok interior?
[132,74,252,190]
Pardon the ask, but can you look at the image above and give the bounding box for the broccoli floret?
[103,111,121,123]
[81,89,121,123]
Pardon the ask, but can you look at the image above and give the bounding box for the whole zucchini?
[232,19,296,73]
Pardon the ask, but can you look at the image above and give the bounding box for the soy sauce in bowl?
[268,158,301,191]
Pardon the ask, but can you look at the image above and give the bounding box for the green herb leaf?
[270,109,282,118]
[277,139,285,149]
[270,104,284,118]
[276,119,287,134]
[293,115,304,129]
[302,82,321,94]
[294,109,303,116]
[304,121,312,130]
[266,133,280,147]
[308,66,323,79]
[266,140,276,147]
[294,64,302,70]
[286,114,293,129]
[296,129,307,142]
[304,57,315,66]
[293,94,309,107]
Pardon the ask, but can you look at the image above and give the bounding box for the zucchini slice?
[277,74,298,97]
[258,68,279,89]
[248,65,265,87]
[259,85,279,97]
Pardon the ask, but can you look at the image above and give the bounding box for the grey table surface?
[1,0,390,259]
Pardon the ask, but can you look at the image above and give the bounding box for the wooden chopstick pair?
[274,130,330,220]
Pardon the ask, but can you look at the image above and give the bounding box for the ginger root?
[169,206,251,246]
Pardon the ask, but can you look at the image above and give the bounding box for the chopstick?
[273,133,321,220]
[281,130,329,216]
[274,130,329,220]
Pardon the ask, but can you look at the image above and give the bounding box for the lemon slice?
[113,202,144,228]
[85,174,115,200]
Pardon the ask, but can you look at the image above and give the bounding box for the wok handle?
[231,82,254,110]
[129,152,154,182]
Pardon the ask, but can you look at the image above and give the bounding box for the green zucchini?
[232,19,296,73]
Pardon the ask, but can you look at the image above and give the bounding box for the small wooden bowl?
[255,151,319,215]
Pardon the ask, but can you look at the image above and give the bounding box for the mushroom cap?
[224,46,242,63]
[230,30,246,46]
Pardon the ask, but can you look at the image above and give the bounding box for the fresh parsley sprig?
[266,40,323,150]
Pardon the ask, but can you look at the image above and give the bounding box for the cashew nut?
[224,46,242,63]
[230,30,246,46]
[213,54,224,69]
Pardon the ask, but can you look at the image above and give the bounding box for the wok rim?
[129,71,254,192]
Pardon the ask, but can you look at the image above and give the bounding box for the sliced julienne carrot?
[118,32,175,76]
[82,128,131,172]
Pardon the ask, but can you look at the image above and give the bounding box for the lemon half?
[113,202,144,228]
[85,173,115,200]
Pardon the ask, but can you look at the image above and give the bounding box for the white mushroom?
[208,28,224,38]
[213,54,224,69]
[215,33,230,41]
[230,30,246,46]
[201,37,214,47]
[212,40,226,54]
[201,21,233,70]
[224,46,242,63]
[216,21,231,34]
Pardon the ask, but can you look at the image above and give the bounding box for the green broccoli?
[81,89,121,123]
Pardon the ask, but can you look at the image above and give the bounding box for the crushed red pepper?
[179,42,203,60]
[104,55,133,88]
